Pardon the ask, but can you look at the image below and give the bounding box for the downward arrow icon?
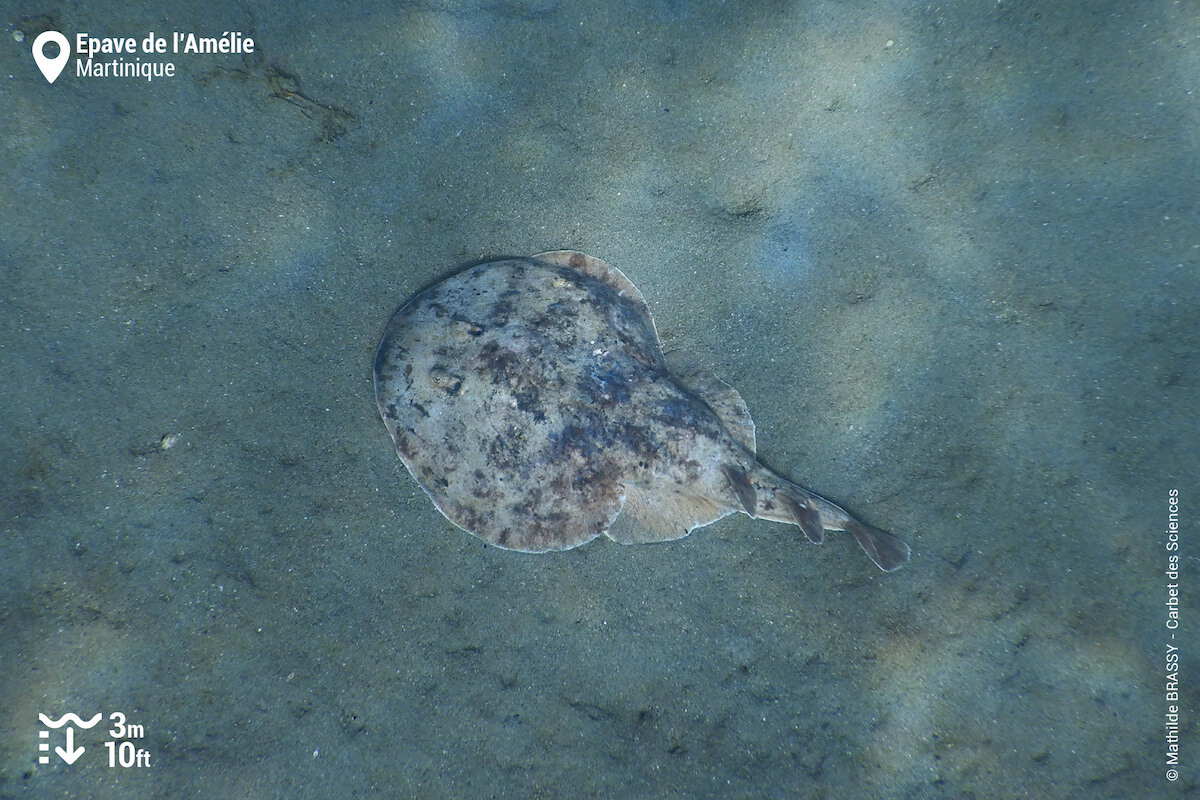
[56,727,84,764]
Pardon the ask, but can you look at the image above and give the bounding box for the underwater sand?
[1,1,1195,797]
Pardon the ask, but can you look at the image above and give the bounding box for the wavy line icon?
[39,713,103,729]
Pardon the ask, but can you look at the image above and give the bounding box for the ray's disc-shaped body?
[374,250,909,571]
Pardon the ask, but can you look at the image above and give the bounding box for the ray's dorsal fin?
[777,491,824,544]
[722,464,757,516]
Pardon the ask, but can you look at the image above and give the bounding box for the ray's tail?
[727,464,911,572]
[779,481,910,571]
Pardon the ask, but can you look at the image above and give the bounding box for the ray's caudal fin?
[842,518,911,572]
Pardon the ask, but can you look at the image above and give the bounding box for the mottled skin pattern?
[374,251,909,571]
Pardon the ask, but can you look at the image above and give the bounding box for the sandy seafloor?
[1,0,1197,797]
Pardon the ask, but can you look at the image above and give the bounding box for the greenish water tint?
[1,0,1195,797]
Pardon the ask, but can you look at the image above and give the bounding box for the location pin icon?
[32,31,70,84]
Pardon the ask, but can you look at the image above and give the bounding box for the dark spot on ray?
[512,387,544,420]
